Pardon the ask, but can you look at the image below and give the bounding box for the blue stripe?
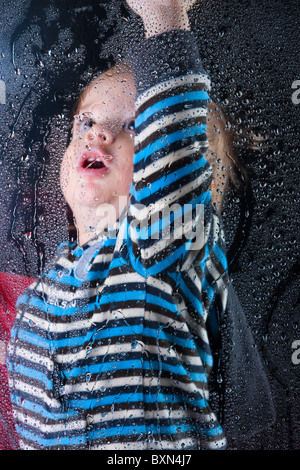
[145,293,177,313]
[16,293,29,308]
[10,395,78,420]
[143,326,198,349]
[16,426,87,447]
[9,363,53,389]
[16,418,222,447]
[168,272,204,319]
[133,190,210,242]
[27,295,95,316]
[127,237,190,277]
[92,421,224,439]
[69,390,208,410]
[25,281,147,317]
[134,157,208,202]
[13,320,198,351]
[45,270,84,287]
[134,124,206,164]
[135,91,209,127]
[42,257,126,287]
[66,360,206,382]
[69,391,144,408]
[14,326,93,350]
[213,243,228,271]
[13,328,51,349]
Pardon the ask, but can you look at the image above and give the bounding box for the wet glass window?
[0,0,299,451]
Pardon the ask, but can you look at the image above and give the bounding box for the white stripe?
[34,283,104,305]
[62,373,209,399]
[207,437,228,450]
[20,300,189,336]
[25,280,38,291]
[104,270,174,296]
[135,107,207,146]
[205,257,227,294]
[133,141,209,184]
[18,440,36,450]
[130,167,212,222]
[14,344,54,371]
[129,181,211,261]
[135,73,211,110]
[210,213,221,247]
[14,409,78,437]
[34,255,114,302]
[51,255,74,271]
[13,378,61,410]
[104,270,144,285]
[55,321,206,365]
[179,218,212,273]
[15,407,85,435]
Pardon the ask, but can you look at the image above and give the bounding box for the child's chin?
[73,183,107,205]
[73,196,106,210]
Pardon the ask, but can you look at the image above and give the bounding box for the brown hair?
[206,100,268,212]
[206,101,248,211]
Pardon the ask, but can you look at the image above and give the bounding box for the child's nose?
[87,124,115,146]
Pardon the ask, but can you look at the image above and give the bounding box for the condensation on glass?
[0,0,299,450]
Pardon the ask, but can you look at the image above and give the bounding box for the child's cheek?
[60,147,76,204]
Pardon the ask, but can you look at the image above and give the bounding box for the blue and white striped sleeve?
[124,31,214,277]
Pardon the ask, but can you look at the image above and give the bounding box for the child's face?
[60,71,136,237]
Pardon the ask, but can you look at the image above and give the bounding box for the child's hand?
[126,0,197,14]
[126,0,198,37]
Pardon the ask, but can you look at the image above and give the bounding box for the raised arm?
[123,0,214,277]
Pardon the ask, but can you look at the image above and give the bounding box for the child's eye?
[80,119,95,132]
[73,113,95,132]
[123,119,135,133]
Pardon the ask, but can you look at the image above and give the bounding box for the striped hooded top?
[7,30,229,450]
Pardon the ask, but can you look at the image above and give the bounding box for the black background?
[0,0,299,450]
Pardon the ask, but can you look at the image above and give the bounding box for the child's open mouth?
[83,158,105,170]
[78,148,112,176]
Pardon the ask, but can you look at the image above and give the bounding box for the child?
[7,0,274,450]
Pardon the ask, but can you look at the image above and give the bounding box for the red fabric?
[0,272,35,450]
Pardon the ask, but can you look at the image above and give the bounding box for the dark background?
[0,0,299,449]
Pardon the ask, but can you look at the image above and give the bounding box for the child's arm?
[124,0,220,277]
